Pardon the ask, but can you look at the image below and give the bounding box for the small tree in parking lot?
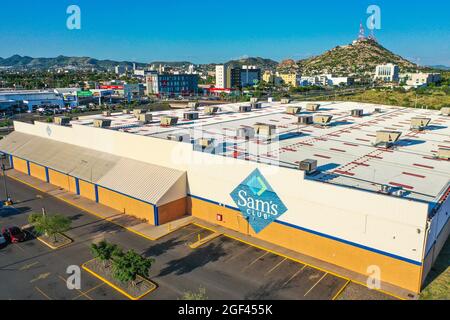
[112,249,154,286]
[28,213,72,242]
[91,240,121,267]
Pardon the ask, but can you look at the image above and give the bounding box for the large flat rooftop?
[70,101,450,206]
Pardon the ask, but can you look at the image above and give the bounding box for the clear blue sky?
[1,0,449,66]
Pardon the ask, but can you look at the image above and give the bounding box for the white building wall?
[13,120,430,263]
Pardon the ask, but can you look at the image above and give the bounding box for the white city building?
[374,64,400,82]
[404,73,442,88]
[215,64,229,89]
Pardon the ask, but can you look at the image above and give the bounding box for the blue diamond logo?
[230,169,288,234]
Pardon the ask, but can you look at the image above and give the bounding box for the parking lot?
[0,176,396,300]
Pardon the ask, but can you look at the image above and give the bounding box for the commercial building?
[146,72,199,97]
[215,65,229,89]
[215,64,242,89]
[277,73,301,87]
[323,75,355,86]
[374,63,400,82]
[1,101,449,296]
[124,84,146,100]
[115,65,127,75]
[403,72,442,88]
[0,90,65,112]
[240,65,261,87]
[262,70,274,84]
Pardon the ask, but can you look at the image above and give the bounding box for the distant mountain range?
[429,65,450,71]
[0,40,442,75]
[0,55,147,71]
[296,38,420,76]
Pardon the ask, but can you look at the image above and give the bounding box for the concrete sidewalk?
[5,169,193,241]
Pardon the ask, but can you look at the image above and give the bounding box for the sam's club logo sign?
[230,169,287,234]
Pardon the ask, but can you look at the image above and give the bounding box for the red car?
[2,226,27,243]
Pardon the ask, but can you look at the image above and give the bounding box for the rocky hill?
[225,57,279,70]
[296,39,419,76]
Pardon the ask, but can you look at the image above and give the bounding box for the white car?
[0,233,6,246]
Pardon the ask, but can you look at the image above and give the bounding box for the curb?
[36,233,73,250]
[82,259,157,300]
[188,232,222,249]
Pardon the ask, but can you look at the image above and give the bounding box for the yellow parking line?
[243,252,269,271]
[15,244,26,253]
[283,267,304,287]
[72,282,105,300]
[35,286,52,300]
[20,261,40,271]
[193,222,406,300]
[304,273,327,297]
[224,246,253,263]
[58,275,94,301]
[178,230,200,241]
[332,279,351,300]
[265,258,287,276]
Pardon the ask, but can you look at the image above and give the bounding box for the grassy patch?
[321,87,450,110]
[420,237,449,300]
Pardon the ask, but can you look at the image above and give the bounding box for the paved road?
[0,176,392,300]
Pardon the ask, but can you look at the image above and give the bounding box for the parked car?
[2,226,27,243]
[0,233,6,247]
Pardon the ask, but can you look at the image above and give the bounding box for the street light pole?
[1,156,12,205]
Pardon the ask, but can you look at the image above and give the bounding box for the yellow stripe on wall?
[188,196,423,293]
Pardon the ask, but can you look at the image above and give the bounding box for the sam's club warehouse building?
[1,100,449,295]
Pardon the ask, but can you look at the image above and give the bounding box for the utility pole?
[1,154,12,206]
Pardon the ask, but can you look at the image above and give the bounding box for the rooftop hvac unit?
[251,102,262,109]
[306,103,320,112]
[410,117,431,131]
[122,109,131,114]
[239,105,252,113]
[393,189,406,197]
[297,115,313,125]
[380,185,391,194]
[351,109,364,117]
[93,118,112,128]
[196,138,215,149]
[250,97,259,103]
[441,107,450,116]
[160,116,179,126]
[133,108,147,117]
[281,98,291,104]
[313,114,333,126]
[188,102,199,110]
[167,133,190,142]
[374,130,402,147]
[437,148,450,160]
[184,112,199,121]
[102,110,111,117]
[53,116,71,126]
[253,123,276,137]
[286,106,302,115]
[138,113,153,124]
[204,106,219,115]
[299,159,317,175]
[237,127,255,140]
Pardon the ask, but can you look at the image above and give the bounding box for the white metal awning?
[0,131,186,206]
